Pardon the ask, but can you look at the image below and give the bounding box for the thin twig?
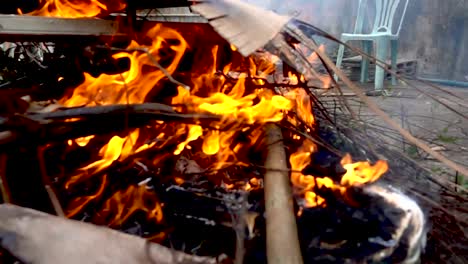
[37,146,65,217]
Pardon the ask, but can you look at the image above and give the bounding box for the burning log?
[0,204,223,264]
[263,124,303,264]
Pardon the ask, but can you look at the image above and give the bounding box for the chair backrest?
[354,0,409,36]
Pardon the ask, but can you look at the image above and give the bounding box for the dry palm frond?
[191,0,289,57]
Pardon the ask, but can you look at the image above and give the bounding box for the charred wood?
[0,103,221,146]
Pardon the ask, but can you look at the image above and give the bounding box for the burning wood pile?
[0,0,466,263]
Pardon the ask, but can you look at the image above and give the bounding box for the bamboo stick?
[263,124,303,264]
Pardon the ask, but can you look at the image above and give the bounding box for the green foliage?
[437,127,459,144]
[406,145,420,159]
[430,166,443,174]
[456,173,467,187]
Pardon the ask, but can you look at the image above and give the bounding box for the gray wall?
[247,0,468,81]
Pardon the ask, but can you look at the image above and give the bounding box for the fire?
[99,184,164,227]
[28,0,126,18]
[60,25,187,107]
[168,45,297,169]
[174,125,203,155]
[29,1,391,227]
[340,154,388,186]
[285,88,315,128]
[288,72,299,85]
[290,140,388,207]
[305,44,332,88]
[202,130,220,155]
[307,44,324,64]
[55,20,305,225]
[66,174,107,217]
[289,140,334,207]
[173,87,293,124]
[65,129,152,189]
[69,135,95,147]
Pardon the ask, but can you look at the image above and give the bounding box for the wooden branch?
[0,204,221,264]
[263,124,303,264]
[0,104,221,145]
[26,103,176,120]
[37,146,65,217]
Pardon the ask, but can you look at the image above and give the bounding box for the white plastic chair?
[335,0,409,91]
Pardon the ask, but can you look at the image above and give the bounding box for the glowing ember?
[74,135,95,147]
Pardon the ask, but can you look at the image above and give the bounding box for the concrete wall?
[400,0,468,81]
[248,0,468,81]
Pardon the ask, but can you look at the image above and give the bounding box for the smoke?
[241,0,357,36]
[241,0,467,81]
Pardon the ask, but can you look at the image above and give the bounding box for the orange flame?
[288,72,299,85]
[28,0,126,18]
[307,44,324,64]
[340,154,388,187]
[168,46,304,168]
[285,88,315,128]
[61,25,187,107]
[290,140,388,207]
[75,135,95,147]
[100,184,164,227]
[306,44,332,88]
[174,125,203,155]
[289,140,332,207]
[34,0,390,224]
[173,87,293,124]
[66,174,107,217]
[65,129,152,189]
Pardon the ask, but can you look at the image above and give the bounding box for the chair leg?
[374,38,389,91]
[334,41,346,81]
[391,40,399,85]
[360,41,372,83]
